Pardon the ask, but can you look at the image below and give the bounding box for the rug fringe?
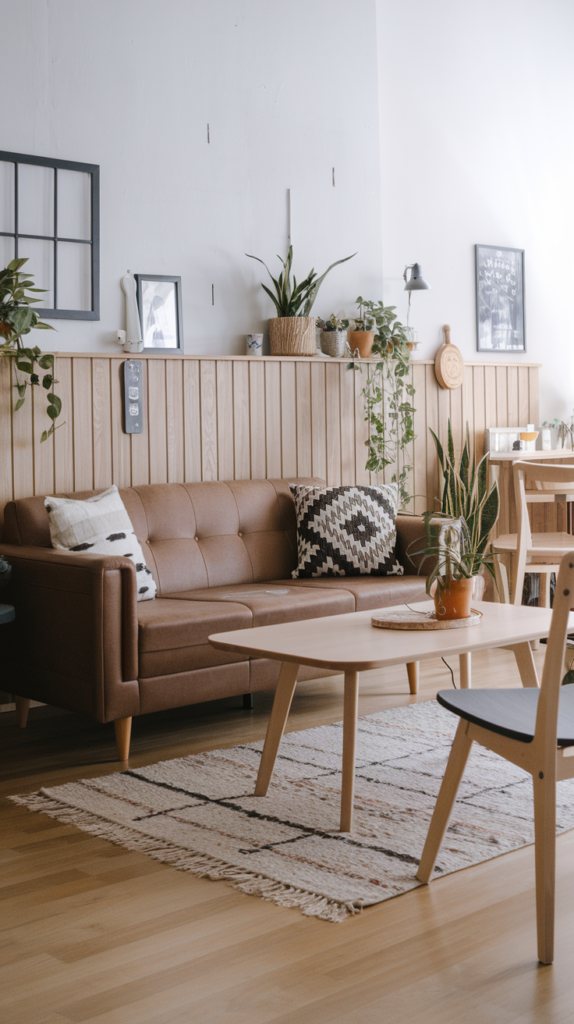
[9,791,361,923]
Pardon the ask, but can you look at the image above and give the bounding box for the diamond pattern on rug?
[290,483,404,578]
[11,701,574,923]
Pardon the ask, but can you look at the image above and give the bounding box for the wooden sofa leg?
[114,717,132,760]
[15,697,31,728]
[406,662,419,695]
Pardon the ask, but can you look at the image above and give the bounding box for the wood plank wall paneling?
[0,355,541,534]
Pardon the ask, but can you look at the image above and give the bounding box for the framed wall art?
[135,274,183,353]
[475,244,525,352]
[0,149,100,320]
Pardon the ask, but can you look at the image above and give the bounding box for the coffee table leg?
[459,652,471,688]
[341,670,359,832]
[254,661,300,797]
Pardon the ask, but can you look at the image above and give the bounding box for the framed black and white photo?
[135,274,183,353]
[475,245,525,352]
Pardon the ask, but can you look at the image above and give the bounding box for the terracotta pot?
[269,317,316,356]
[348,330,374,358]
[433,577,474,620]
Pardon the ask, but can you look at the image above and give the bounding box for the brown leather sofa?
[0,478,427,759]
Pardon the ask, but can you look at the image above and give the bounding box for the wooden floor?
[3,648,574,1023]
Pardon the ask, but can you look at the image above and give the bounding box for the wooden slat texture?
[54,357,74,493]
[280,361,297,479]
[166,359,184,484]
[71,358,93,492]
[310,361,326,481]
[249,360,266,480]
[325,362,341,486]
[148,360,168,485]
[32,384,54,498]
[200,360,217,481]
[296,361,312,478]
[92,359,112,491]
[0,354,542,534]
[265,361,282,478]
[183,359,201,483]
[216,360,234,481]
[233,361,250,480]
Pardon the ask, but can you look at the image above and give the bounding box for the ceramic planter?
[434,577,475,620]
[269,317,316,356]
[348,330,374,358]
[320,330,347,357]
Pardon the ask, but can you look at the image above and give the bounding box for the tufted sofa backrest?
[2,478,324,594]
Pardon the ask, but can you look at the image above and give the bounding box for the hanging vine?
[347,300,416,510]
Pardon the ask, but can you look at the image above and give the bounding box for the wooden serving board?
[371,608,483,631]
[435,324,464,389]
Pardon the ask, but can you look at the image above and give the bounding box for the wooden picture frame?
[475,244,525,353]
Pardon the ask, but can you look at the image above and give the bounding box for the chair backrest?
[535,551,574,752]
[513,461,574,552]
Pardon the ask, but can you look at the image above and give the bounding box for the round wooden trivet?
[371,608,482,630]
[434,324,464,390]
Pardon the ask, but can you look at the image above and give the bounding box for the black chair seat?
[437,686,574,746]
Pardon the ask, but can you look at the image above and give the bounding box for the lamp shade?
[403,263,431,291]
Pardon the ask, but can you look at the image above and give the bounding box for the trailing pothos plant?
[246,244,355,318]
[0,258,61,441]
[347,301,416,510]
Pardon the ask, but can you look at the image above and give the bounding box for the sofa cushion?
[137,597,251,678]
[170,583,354,627]
[290,483,404,578]
[45,486,156,601]
[273,575,428,612]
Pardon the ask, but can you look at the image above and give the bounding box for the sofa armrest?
[395,514,431,576]
[0,544,139,722]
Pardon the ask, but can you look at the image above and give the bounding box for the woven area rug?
[11,700,574,922]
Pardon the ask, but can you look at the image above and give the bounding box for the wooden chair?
[416,551,574,964]
[492,461,574,605]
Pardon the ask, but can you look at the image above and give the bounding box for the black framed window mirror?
[0,150,100,320]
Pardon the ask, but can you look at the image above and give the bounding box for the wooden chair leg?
[114,717,132,761]
[417,719,473,883]
[494,554,510,604]
[340,670,359,833]
[533,771,556,965]
[509,641,540,688]
[406,661,419,694]
[15,696,30,729]
[254,661,299,797]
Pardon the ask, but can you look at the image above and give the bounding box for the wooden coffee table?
[210,600,560,832]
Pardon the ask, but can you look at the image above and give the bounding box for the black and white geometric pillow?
[45,485,156,601]
[290,484,404,578]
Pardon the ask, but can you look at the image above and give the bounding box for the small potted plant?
[412,515,498,619]
[246,245,355,356]
[316,312,348,357]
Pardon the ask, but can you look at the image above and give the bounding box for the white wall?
[1,0,382,354]
[377,0,574,421]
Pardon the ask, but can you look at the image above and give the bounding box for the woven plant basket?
[269,317,316,356]
[320,330,347,357]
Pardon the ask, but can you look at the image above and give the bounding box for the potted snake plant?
[410,420,500,618]
[246,245,355,356]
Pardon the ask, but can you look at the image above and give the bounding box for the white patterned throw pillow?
[290,483,404,578]
[45,486,156,601]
